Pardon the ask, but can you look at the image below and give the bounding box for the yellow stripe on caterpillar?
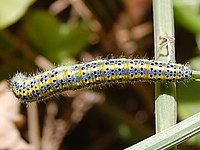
[9,58,192,103]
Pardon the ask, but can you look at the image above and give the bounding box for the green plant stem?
[124,112,200,150]
[153,1,177,150]
[192,70,200,80]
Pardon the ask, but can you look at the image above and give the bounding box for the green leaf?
[0,0,35,29]
[25,10,62,55]
[58,23,91,59]
[25,10,91,63]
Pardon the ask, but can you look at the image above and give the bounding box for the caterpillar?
[9,58,192,103]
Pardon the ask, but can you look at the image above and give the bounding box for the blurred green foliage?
[177,56,200,145]
[174,0,200,34]
[174,0,200,121]
[0,32,12,51]
[0,0,35,29]
[25,10,91,63]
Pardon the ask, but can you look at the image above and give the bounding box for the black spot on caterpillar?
[9,58,192,103]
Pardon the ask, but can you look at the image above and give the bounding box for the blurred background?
[0,0,200,149]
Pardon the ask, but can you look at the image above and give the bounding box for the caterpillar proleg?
[9,58,192,103]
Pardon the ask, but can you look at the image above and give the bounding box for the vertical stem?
[153,1,175,62]
[153,0,177,143]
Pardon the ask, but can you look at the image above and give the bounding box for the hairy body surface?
[9,58,192,103]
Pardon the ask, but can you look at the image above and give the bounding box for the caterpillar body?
[9,58,192,103]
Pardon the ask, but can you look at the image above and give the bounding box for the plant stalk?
[153,2,177,150]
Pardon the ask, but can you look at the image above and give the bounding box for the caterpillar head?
[9,73,30,103]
